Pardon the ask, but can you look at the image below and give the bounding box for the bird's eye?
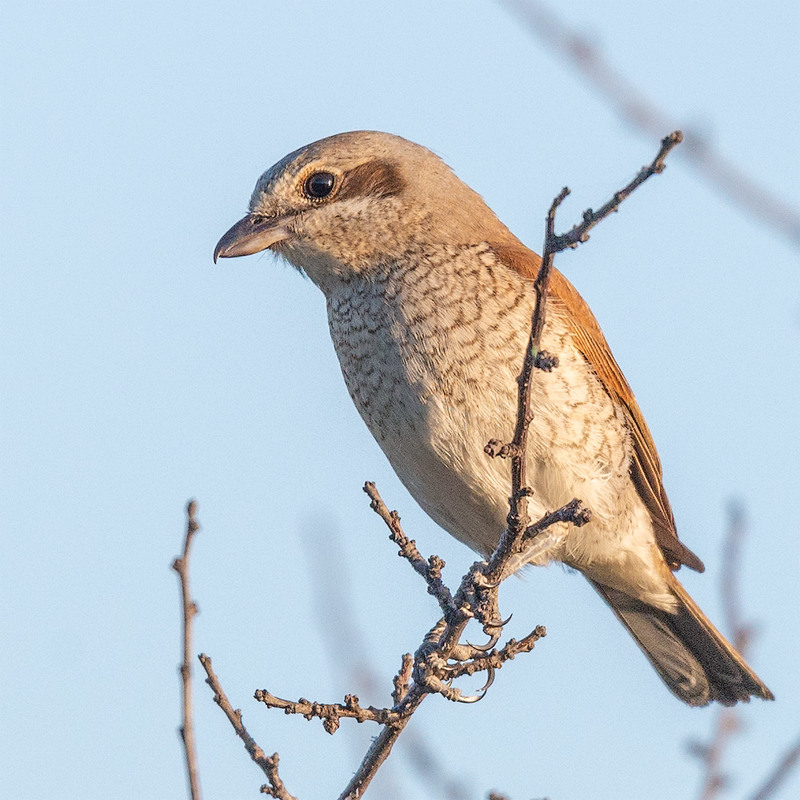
[304,171,336,199]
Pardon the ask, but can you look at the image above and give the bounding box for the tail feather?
[591,579,774,706]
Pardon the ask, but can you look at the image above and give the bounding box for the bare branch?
[338,690,427,800]
[687,506,797,800]
[363,481,456,616]
[550,131,683,252]
[254,691,401,734]
[172,499,202,800]
[484,130,679,585]
[199,654,297,800]
[301,524,470,799]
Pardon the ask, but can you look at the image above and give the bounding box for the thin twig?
[363,481,455,616]
[172,500,202,800]
[337,689,427,800]
[550,131,683,251]
[254,691,401,733]
[492,183,567,514]
[484,131,680,582]
[199,654,297,800]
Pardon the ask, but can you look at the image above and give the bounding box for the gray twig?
[199,654,297,800]
[172,500,203,800]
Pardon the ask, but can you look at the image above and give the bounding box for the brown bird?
[215,131,772,706]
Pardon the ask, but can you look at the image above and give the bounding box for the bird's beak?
[213,214,292,263]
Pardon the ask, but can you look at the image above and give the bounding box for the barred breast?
[324,242,670,606]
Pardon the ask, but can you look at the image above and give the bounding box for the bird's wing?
[492,243,704,573]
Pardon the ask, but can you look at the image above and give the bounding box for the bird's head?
[214,131,519,290]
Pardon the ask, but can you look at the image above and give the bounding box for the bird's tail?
[590,578,774,706]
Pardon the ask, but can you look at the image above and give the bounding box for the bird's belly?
[327,284,672,605]
[331,328,512,553]
[371,362,672,606]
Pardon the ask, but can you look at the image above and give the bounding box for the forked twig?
[484,131,682,581]
[551,131,683,251]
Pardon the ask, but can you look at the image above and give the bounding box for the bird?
[214,131,773,706]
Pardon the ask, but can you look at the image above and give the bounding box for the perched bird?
[215,131,773,706]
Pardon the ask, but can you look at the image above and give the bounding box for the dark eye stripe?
[338,160,405,200]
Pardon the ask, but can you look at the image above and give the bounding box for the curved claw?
[467,630,501,652]
[483,613,513,633]
[458,666,495,703]
[454,687,488,704]
[476,665,496,694]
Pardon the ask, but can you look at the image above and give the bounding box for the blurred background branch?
[689,503,799,799]
[749,735,800,800]
[496,0,800,247]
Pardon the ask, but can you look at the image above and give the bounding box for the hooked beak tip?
[213,213,292,263]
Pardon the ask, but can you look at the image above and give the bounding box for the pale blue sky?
[2,2,798,799]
